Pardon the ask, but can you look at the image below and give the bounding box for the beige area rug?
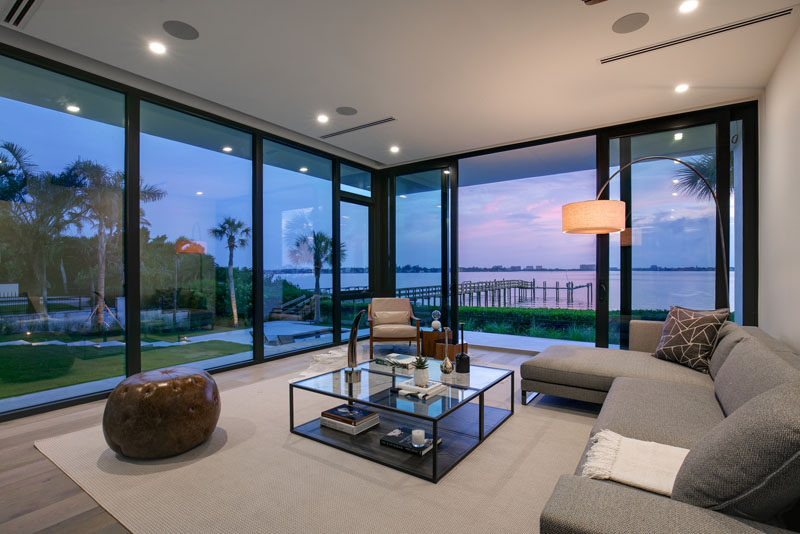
[35,366,597,534]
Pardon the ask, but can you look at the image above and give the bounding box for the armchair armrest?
[410,315,421,325]
[629,320,665,353]
[541,475,789,534]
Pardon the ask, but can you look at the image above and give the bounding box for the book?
[380,428,442,456]
[373,353,416,369]
[321,404,378,425]
[320,416,380,435]
[396,378,446,398]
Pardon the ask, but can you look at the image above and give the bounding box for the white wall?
[759,25,800,351]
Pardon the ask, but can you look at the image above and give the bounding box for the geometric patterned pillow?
[653,306,729,373]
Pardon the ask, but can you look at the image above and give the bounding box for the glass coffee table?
[290,360,514,482]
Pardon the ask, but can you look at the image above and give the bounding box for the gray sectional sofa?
[520,320,800,533]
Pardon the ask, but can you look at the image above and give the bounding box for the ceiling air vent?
[2,0,42,29]
[601,6,794,64]
[320,117,396,139]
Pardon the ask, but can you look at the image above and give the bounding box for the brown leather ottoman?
[102,367,221,459]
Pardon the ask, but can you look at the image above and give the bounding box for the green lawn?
[0,340,251,400]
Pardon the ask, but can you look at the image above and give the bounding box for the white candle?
[411,429,425,446]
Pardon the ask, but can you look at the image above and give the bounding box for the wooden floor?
[0,346,531,533]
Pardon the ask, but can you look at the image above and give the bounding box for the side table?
[421,329,452,359]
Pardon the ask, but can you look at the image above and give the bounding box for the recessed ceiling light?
[389,145,400,154]
[443,170,451,175]
[399,194,407,199]
[316,114,329,124]
[436,205,442,209]
[222,146,233,153]
[342,215,350,219]
[196,191,203,195]
[299,167,308,173]
[672,179,680,184]
[675,83,689,93]
[66,105,80,113]
[672,192,679,196]
[674,132,684,141]
[148,41,167,55]
[679,0,699,14]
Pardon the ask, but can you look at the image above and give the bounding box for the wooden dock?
[395,279,593,309]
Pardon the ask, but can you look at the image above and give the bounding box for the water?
[275,270,735,311]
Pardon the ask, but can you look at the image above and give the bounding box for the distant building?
[579,264,596,271]
[536,265,543,270]
[509,265,521,271]
[524,265,534,271]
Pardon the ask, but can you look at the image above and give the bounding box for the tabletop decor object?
[440,327,454,374]
[431,310,442,331]
[455,322,470,373]
[345,309,366,384]
[412,355,429,387]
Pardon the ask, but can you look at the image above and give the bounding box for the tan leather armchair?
[368,298,421,358]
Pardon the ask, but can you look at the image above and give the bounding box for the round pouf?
[102,367,221,459]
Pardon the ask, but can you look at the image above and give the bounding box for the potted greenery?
[412,355,429,387]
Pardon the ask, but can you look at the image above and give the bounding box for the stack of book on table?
[320,404,379,435]
[380,427,443,456]
[373,353,415,369]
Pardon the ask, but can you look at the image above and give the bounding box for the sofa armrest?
[541,475,791,534]
[628,320,664,353]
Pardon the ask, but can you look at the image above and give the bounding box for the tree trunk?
[96,223,107,328]
[313,265,321,323]
[41,254,49,319]
[60,258,68,294]
[228,246,238,327]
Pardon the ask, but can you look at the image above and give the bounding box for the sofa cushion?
[372,324,417,338]
[714,336,800,415]
[709,322,750,379]
[590,377,724,449]
[521,345,714,393]
[371,310,409,325]
[654,306,729,373]
[672,381,800,522]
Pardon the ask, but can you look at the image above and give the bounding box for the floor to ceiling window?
[608,124,718,347]
[339,163,372,335]
[263,140,334,355]
[139,102,254,371]
[457,137,597,347]
[0,55,126,411]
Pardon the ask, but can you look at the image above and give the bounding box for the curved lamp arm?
[596,155,729,308]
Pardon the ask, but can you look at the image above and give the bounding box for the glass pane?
[458,137,597,347]
[609,124,717,348]
[341,164,371,197]
[263,140,333,355]
[395,170,443,322]
[0,54,126,411]
[340,202,370,334]
[139,102,253,371]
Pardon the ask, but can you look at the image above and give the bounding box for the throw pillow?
[653,306,729,372]
[371,311,409,325]
[671,381,800,522]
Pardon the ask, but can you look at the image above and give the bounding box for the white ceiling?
[7,0,800,167]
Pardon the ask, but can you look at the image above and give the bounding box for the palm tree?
[210,217,251,327]
[673,152,733,201]
[68,160,165,328]
[288,228,346,323]
[0,142,82,318]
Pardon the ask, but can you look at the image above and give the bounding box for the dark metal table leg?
[479,392,485,441]
[289,385,294,430]
[432,420,439,482]
[511,372,515,414]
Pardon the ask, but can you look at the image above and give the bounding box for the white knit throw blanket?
[581,429,690,496]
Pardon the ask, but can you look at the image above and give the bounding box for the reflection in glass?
[458,137,597,343]
[0,55,126,409]
[341,164,371,197]
[139,102,253,371]
[263,140,333,355]
[340,202,370,335]
[609,124,717,347]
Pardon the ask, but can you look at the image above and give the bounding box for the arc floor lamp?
[561,155,729,307]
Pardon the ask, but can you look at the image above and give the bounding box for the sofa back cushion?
[714,336,800,416]
[672,381,800,522]
[709,322,750,379]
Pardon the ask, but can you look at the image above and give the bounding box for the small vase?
[414,367,429,387]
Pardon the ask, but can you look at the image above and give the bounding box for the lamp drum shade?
[562,200,626,234]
